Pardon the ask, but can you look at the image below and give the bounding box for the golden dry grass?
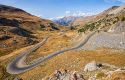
[105,71,125,80]
[1,30,125,80]
[19,49,125,80]
[26,30,76,62]
[12,30,125,80]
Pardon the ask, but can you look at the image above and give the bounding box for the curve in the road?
[6,30,98,74]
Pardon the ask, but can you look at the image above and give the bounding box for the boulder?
[84,61,98,72]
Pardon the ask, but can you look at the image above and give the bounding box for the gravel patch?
[82,32,125,50]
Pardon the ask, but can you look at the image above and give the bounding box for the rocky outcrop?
[9,27,34,38]
[108,21,125,33]
[81,31,125,50]
[47,70,85,80]
[84,61,99,72]
[0,18,19,27]
[0,35,11,41]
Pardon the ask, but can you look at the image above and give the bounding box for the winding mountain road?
[6,30,98,74]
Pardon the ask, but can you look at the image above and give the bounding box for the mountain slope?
[72,16,95,27]
[109,5,125,15]
[72,6,119,28]
[0,4,60,32]
[0,4,60,56]
[78,5,125,33]
[77,5,125,50]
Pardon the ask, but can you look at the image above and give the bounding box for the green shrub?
[78,22,97,33]
[121,17,125,21]
[78,28,86,33]
[0,65,15,80]
[40,24,46,31]
[96,72,106,79]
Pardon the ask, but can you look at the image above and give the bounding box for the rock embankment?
[45,61,125,80]
[82,31,125,50]
[46,70,85,80]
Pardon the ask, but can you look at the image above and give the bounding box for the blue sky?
[0,0,124,19]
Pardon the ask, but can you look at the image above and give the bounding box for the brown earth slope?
[0,4,61,56]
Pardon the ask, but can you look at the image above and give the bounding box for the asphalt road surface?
[6,30,98,74]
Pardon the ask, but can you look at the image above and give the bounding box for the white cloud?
[104,0,125,3]
[50,16,64,20]
[65,11,71,14]
[118,0,125,2]
[49,18,54,20]
[75,11,86,16]
[50,11,96,20]
[70,11,95,16]
[56,16,64,19]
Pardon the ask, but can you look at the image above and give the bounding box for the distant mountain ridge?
[53,16,83,26]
